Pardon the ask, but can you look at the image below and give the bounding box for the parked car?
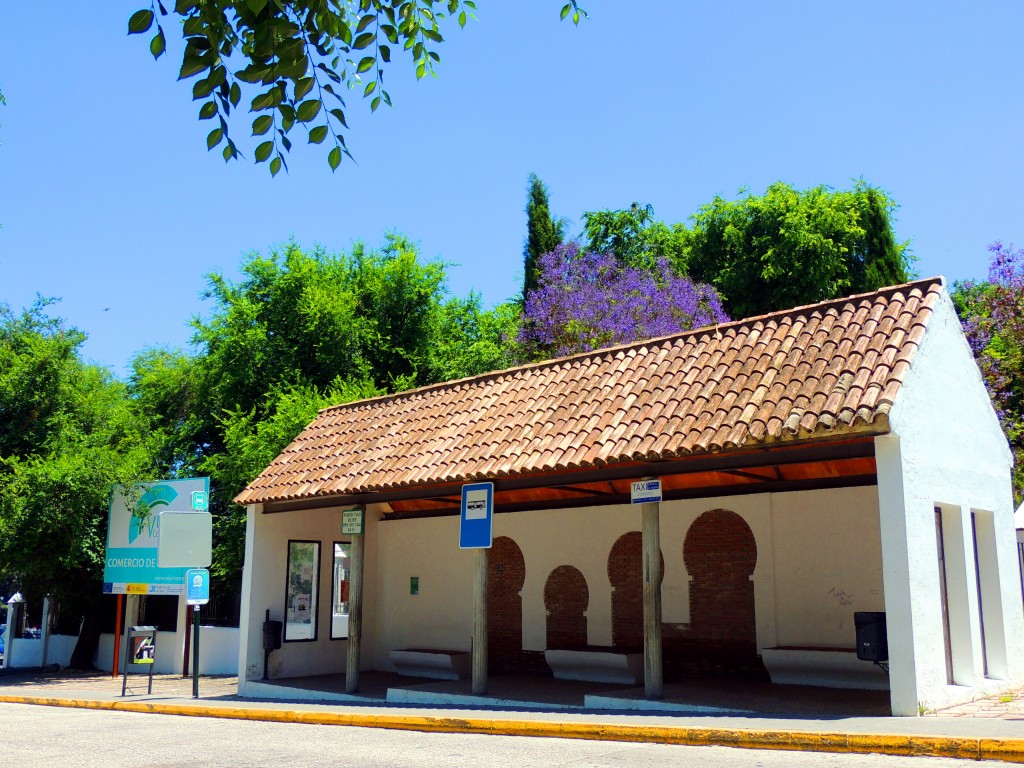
[0,623,6,655]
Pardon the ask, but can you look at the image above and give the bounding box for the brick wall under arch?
[676,508,759,671]
[608,531,663,651]
[544,565,589,650]
[487,535,525,674]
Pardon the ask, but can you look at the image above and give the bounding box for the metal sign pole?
[182,605,192,677]
[184,568,210,699]
[472,547,488,695]
[192,607,200,698]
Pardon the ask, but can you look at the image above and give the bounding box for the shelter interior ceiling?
[262,436,877,518]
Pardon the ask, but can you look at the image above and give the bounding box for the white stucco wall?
[878,287,1024,715]
[1017,530,1024,602]
[238,502,384,693]
[370,487,882,670]
[769,487,885,648]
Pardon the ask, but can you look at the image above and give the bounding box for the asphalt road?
[0,703,990,767]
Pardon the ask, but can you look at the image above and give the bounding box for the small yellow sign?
[126,583,148,594]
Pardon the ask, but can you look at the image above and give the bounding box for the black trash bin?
[854,611,887,662]
[263,619,282,651]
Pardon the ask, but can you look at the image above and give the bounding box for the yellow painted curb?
[2,694,1023,763]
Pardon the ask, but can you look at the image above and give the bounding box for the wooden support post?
[345,530,365,695]
[472,547,488,696]
[642,497,663,699]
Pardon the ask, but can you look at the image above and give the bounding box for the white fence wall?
[94,628,239,674]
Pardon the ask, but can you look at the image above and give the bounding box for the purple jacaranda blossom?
[959,242,1024,489]
[519,243,729,357]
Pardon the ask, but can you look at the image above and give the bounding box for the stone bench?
[544,648,644,685]
[761,646,889,690]
[390,648,472,680]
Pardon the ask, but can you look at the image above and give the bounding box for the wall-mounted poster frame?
[331,541,352,640]
[284,540,320,642]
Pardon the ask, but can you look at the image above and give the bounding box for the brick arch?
[682,509,758,659]
[487,536,525,674]
[544,566,589,650]
[607,531,663,651]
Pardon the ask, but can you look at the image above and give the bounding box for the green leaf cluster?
[128,0,479,174]
[581,203,689,275]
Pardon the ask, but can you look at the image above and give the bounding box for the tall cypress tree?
[522,174,565,303]
[857,185,911,290]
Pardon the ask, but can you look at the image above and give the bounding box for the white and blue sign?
[185,569,210,606]
[102,477,210,595]
[630,478,662,504]
[459,482,494,549]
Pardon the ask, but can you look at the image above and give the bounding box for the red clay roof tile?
[235,278,946,506]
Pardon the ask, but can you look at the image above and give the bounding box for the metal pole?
[192,607,200,699]
[182,605,192,677]
[472,547,488,695]
[345,532,365,694]
[642,497,663,699]
[112,594,124,678]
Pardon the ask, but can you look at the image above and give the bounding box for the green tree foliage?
[522,174,565,303]
[127,2,586,173]
[685,182,913,319]
[0,301,156,604]
[581,202,689,273]
[132,235,518,577]
[128,0,479,174]
[857,186,909,290]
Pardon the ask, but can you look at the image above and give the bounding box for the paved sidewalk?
[0,670,1022,763]
[928,685,1024,720]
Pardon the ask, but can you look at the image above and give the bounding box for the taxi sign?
[630,478,662,504]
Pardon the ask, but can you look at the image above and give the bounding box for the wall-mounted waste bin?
[263,619,282,651]
[262,611,282,680]
[854,611,888,662]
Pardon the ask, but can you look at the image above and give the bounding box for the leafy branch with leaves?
[129,0,478,175]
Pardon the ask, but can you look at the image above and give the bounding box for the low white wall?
[94,628,239,674]
[192,627,240,674]
[5,634,80,668]
[45,634,78,666]
[7,638,41,668]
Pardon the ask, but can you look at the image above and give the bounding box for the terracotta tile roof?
[235,278,944,506]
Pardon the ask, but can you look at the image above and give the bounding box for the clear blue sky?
[1,2,1022,376]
